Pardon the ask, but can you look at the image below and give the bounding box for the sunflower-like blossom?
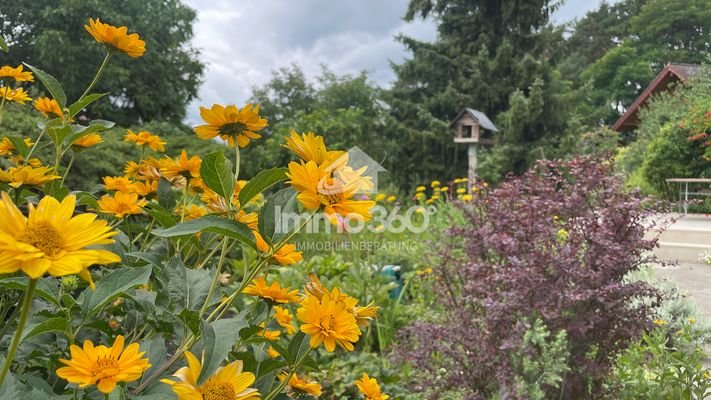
[84,18,146,57]
[194,103,267,148]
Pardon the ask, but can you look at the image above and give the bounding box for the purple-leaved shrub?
[402,156,667,399]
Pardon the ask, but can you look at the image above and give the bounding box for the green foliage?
[508,319,570,400]
[568,0,710,125]
[617,72,711,197]
[0,0,204,125]
[609,321,711,399]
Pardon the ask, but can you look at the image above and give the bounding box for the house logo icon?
[322,146,386,194]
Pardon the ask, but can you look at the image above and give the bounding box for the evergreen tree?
[388,0,573,185]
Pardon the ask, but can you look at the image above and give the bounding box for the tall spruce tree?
[387,0,573,186]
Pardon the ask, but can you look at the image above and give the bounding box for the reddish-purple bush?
[402,156,666,399]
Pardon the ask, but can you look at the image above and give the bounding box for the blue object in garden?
[381,265,403,299]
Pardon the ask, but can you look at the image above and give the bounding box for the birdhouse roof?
[450,108,499,132]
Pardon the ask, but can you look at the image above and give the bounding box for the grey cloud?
[183,0,610,124]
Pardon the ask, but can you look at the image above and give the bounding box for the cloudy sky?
[183,0,612,123]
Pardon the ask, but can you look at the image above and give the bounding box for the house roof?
[450,108,499,132]
[612,63,704,132]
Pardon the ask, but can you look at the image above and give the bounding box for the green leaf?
[154,215,256,249]
[67,93,108,117]
[256,359,287,378]
[67,119,115,144]
[22,317,68,341]
[179,308,201,334]
[164,257,213,311]
[198,316,248,385]
[157,178,176,210]
[139,337,167,386]
[0,277,60,306]
[80,266,152,319]
[238,167,287,206]
[47,124,72,146]
[200,150,235,202]
[143,203,177,228]
[126,252,163,267]
[24,63,66,107]
[287,332,308,362]
[5,135,29,158]
[76,192,100,210]
[258,187,300,242]
[0,36,8,53]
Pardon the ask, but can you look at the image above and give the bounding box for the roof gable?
[612,63,703,132]
[450,108,499,132]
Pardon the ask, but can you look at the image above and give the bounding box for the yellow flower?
[460,194,473,202]
[386,195,396,203]
[297,288,362,352]
[431,195,440,201]
[72,133,104,149]
[267,346,280,358]
[689,318,696,324]
[431,180,440,188]
[161,150,201,179]
[56,335,150,394]
[415,186,426,192]
[10,155,42,167]
[84,18,146,58]
[97,192,147,218]
[353,302,380,329]
[0,137,33,156]
[0,87,32,104]
[355,373,389,400]
[253,231,303,265]
[194,103,267,148]
[258,322,282,341]
[284,130,343,165]
[414,192,425,200]
[162,351,259,400]
[375,193,386,202]
[175,204,207,221]
[287,160,374,223]
[456,188,466,194]
[244,276,299,304]
[653,319,668,326]
[440,187,449,192]
[33,97,63,119]
[236,210,259,231]
[103,175,134,192]
[302,274,379,329]
[0,65,34,82]
[0,165,60,188]
[280,373,322,397]
[274,305,297,335]
[0,193,119,285]
[128,180,158,197]
[124,129,166,152]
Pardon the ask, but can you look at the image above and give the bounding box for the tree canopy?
[0,0,203,126]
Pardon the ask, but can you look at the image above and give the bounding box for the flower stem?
[79,51,112,102]
[263,348,313,400]
[0,279,38,386]
[199,237,230,316]
[60,153,76,186]
[234,143,240,180]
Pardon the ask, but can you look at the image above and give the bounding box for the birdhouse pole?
[467,144,478,192]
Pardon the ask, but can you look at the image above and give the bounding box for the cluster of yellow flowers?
[412,177,486,204]
[0,17,390,400]
[374,193,397,203]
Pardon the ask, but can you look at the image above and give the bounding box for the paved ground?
[654,262,711,319]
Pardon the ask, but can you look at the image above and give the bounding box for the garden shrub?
[401,155,667,399]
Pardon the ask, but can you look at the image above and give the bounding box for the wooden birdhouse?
[450,108,498,144]
[450,108,499,186]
